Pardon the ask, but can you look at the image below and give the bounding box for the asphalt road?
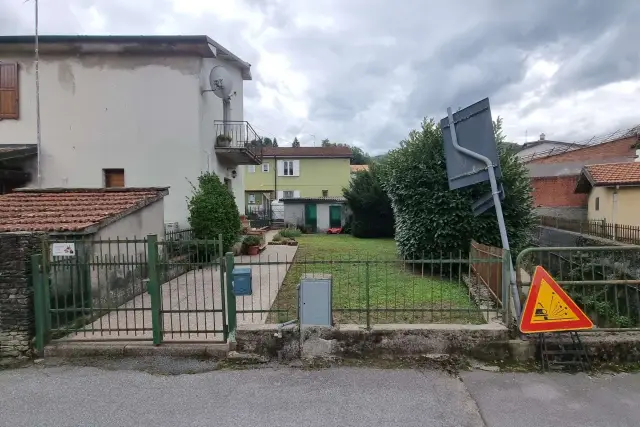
[1,360,639,427]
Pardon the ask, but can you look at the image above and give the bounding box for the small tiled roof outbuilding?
[0,187,168,233]
[575,162,640,193]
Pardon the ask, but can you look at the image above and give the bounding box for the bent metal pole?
[446,107,522,320]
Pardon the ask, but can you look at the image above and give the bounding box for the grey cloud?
[1,0,639,150]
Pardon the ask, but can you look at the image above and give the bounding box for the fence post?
[365,261,371,330]
[225,252,237,337]
[31,254,46,355]
[501,249,511,325]
[146,234,163,345]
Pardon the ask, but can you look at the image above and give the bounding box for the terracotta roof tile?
[350,165,369,173]
[262,146,352,158]
[0,187,168,232]
[584,162,640,186]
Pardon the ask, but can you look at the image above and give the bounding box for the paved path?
[1,363,639,427]
[68,244,297,341]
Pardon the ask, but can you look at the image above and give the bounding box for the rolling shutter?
[0,63,19,119]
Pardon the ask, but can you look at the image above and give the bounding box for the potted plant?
[216,134,232,147]
[243,235,261,255]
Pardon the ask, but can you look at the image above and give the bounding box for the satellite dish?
[209,65,234,99]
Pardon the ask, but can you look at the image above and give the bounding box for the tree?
[319,139,371,164]
[188,172,241,253]
[350,146,370,165]
[383,117,536,257]
[343,164,394,238]
[262,137,273,147]
[292,137,300,148]
[273,138,278,147]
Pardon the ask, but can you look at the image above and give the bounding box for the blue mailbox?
[232,267,252,296]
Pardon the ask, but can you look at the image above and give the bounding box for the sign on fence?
[520,266,593,334]
[51,242,76,257]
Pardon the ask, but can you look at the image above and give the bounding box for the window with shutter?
[104,169,125,188]
[0,62,19,120]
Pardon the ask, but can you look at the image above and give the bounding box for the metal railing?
[540,216,640,245]
[214,120,262,160]
[32,235,227,352]
[232,250,508,327]
[516,246,640,331]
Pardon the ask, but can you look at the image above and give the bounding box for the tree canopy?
[320,139,371,165]
[383,117,535,257]
[343,164,394,238]
[292,137,301,148]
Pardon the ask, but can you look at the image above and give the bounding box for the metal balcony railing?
[214,121,263,164]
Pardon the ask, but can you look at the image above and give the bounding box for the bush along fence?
[540,216,640,245]
[516,245,640,331]
[233,249,510,328]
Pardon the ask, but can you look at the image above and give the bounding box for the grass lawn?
[267,234,485,325]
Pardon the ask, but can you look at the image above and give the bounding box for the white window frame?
[283,190,294,199]
[248,194,256,204]
[283,161,294,176]
[248,165,256,173]
[262,163,270,172]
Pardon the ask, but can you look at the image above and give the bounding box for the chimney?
[539,133,546,141]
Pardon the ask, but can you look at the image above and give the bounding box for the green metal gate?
[32,234,235,353]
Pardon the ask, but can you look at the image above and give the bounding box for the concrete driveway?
[67,244,297,341]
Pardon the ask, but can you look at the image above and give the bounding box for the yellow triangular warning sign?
[520,266,593,334]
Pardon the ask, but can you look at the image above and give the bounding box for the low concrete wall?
[235,323,511,361]
[235,324,640,365]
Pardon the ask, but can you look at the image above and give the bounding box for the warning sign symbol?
[520,266,593,334]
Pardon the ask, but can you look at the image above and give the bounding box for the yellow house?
[243,146,352,213]
[575,162,640,227]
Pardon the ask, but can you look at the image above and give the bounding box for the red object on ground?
[327,227,342,234]
[247,245,259,256]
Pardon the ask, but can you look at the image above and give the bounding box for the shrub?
[278,227,302,239]
[271,234,282,242]
[188,172,241,253]
[243,235,261,247]
[343,164,394,238]
[383,117,536,258]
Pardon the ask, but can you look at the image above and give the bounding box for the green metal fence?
[516,246,640,331]
[233,250,509,327]
[32,234,229,352]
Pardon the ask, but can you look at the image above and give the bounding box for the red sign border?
[520,266,594,334]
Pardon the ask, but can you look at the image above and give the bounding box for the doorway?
[304,203,317,232]
[329,205,342,228]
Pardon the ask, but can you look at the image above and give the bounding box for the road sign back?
[520,266,593,334]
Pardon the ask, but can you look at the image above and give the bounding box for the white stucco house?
[0,35,261,228]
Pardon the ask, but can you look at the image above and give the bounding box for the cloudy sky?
[2,0,639,154]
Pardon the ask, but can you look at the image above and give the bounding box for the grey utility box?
[298,274,332,327]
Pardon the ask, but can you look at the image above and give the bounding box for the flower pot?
[247,245,259,256]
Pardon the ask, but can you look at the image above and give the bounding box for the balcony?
[214,121,263,165]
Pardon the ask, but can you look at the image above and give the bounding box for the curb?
[44,342,230,359]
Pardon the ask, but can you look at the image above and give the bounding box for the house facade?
[0,35,260,228]
[243,146,351,212]
[575,162,640,227]
[525,127,639,220]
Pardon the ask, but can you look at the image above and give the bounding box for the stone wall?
[0,232,42,360]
